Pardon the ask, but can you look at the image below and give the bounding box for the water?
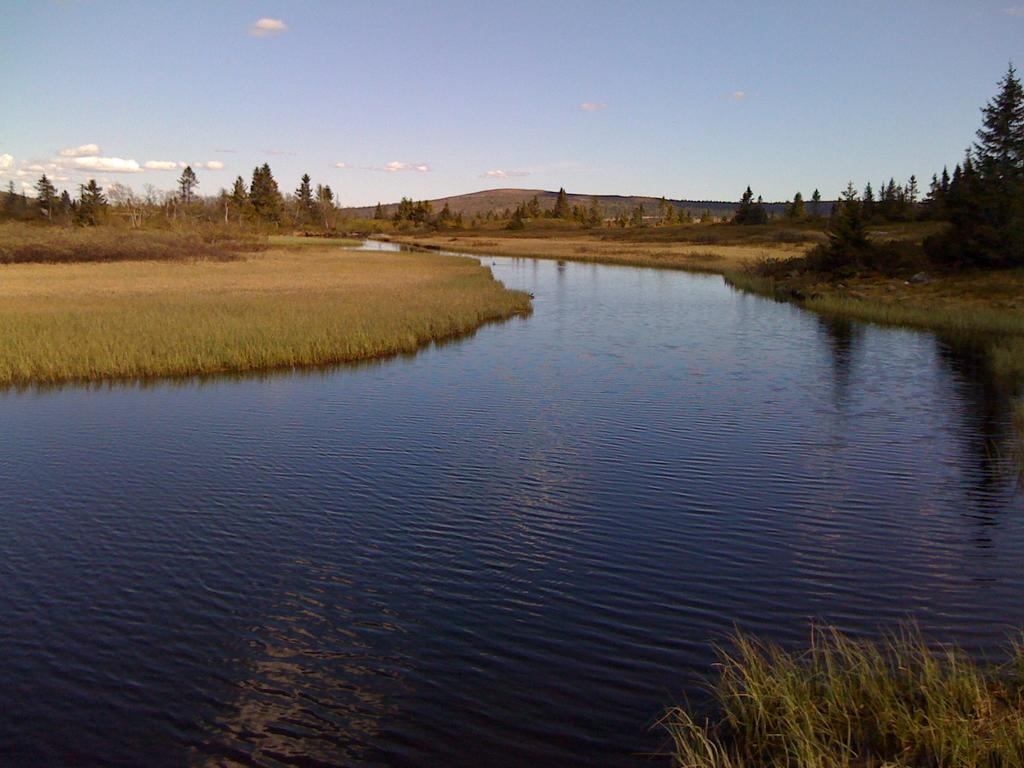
[2,249,1023,766]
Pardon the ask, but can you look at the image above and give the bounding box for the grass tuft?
[663,625,1024,768]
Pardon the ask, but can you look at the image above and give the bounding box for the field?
[0,236,531,386]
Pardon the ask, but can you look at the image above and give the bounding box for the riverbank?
[664,626,1024,767]
[0,242,531,387]
[385,232,813,273]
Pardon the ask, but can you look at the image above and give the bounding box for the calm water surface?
[2,247,1024,766]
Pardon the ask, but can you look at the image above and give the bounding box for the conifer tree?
[786,191,805,219]
[294,173,315,224]
[587,197,603,228]
[76,179,107,225]
[35,174,57,220]
[249,164,283,223]
[552,187,571,219]
[810,189,822,219]
[177,165,198,205]
[374,202,385,220]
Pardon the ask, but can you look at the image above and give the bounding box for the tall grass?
[664,626,1024,768]
[0,222,263,263]
[0,245,530,386]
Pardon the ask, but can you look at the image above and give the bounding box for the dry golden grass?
[0,222,261,263]
[0,245,530,386]
[387,234,811,273]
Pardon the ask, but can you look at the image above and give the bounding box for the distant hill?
[340,188,826,220]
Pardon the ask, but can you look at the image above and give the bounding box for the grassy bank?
[664,626,1024,768]
[0,243,530,386]
[387,231,812,273]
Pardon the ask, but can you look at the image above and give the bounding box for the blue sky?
[3,1,1023,205]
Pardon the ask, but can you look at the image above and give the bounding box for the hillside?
[340,188,819,220]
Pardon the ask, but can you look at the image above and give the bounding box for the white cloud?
[72,156,143,173]
[196,160,225,170]
[579,102,608,112]
[249,18,288,37]
[145,160,180,171]
[334,161,352,169]
[481,169,530,179]
[0,153,13,171]
[383,161,430,172]
[59,143,101,157]
[731,90,747,101]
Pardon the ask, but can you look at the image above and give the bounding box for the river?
[2,246,1023,766]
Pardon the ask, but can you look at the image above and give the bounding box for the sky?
[3,1,1024,206]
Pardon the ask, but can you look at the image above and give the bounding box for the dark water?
[3,249,1024,767]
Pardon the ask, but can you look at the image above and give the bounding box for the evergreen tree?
[294,173,315,224]
[821,182,869,271]
[177,165,198,205]
[230,176,248,222]
[35,174,57,220]
[59,190,73,217]
[927,64,1024,265]
[786,191,805,219]
[76,179,107,225]
[862,183,875,220]
[587,197,603,228]
[630,204,645,227]
[526,195,542,218]
[734,186,768,224]
[506,204,526,230]
[315,184,334,228]
[552,187,571,219]
[374,202,385,220]
[249,164,283,223]
[810,189,822,219]
[659,197,676,225]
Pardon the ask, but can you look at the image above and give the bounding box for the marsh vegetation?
[0,242,530,386]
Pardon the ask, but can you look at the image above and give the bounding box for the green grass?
[663,625,1024,768]
[0,244,530,386]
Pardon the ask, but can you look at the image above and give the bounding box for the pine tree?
[294,173,315,224]
[862,183,875,220]
[374,202,385,220]
[315,184,334,228]
[821,182,869,271]
[506,204,526,230]
[177,165,198,205]
[35,174,57,220]
[249,164,283,223]
[552,187,571,219]
[734,186,767,224]
[786,191,805,219]
[230,176,248,222]
[810,189,822,219]
[526,195,542,218]
[587,197,603,228]
[927,65,1024,265]
[659,197,675,225]
[76,179,107,225]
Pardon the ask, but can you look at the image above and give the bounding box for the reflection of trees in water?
[934,336,1020,543]
[817,315,862,408]
[194,564,411,766]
